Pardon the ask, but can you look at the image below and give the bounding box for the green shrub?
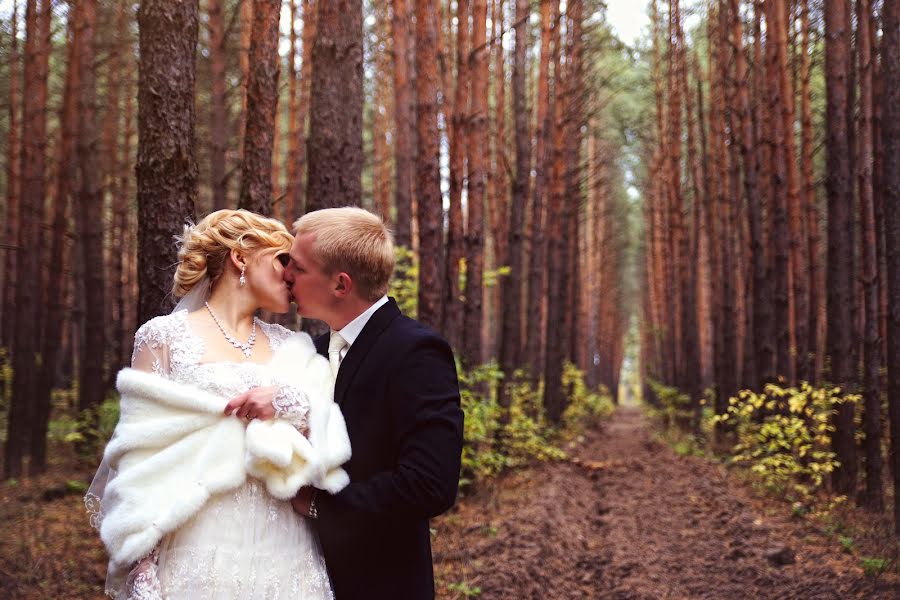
[712,382,858,507]
[560,362,614,437]
[389,245,418,318]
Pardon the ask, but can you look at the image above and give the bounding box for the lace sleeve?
[272,384,310,434]
[125,548,162,600]
[131,315,173,376]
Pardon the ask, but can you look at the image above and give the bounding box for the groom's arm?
[316,333,463,529]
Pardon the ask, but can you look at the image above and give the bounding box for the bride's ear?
[229,248,246,273]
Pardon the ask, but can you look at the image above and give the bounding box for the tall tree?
[136,0,199,326]
[499,0,529,377]
[392,0,413,247]
[799,0,820,384]
[444,0,470,352]
[5,0,51,478]
[76,0,107,437]
[34,1,81,473]
[880,0,900,534]
[3,0,21,351]
[543,0,566,422]
[208,0,229,210]
[825,0,858,495]
[306,0,363,209]
[414,0,445,330]
[525,0,553,376]
[239,0,281,215]
[460,0,488,365]
[857,0,882,510]
[295,0,317,216]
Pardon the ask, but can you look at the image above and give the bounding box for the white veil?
[86,228,212,596]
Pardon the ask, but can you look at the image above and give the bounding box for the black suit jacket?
[312,298,464,600]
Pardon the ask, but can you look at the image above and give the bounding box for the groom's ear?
[333,272,353,297]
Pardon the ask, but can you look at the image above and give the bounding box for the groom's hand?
[224,386,278,420]
[291,486,317,518]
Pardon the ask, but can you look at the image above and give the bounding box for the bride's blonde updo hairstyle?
[173,209,293,297]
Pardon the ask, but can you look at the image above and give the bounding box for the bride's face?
[246,247,292,313]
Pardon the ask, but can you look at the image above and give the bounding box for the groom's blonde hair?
[293,207,394,301]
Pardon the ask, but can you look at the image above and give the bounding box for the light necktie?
[328,332,348,380]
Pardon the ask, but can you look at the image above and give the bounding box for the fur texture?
[100,333,350,569]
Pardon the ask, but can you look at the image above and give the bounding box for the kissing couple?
[86,206,465,600]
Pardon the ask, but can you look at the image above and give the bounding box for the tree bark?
[2,0,21,352]
[306,0,363,210]
[856,0,882,510]
[825,0,858,495]
[879,0,900,533]
[414,0,444,331]
[392,0,413,248]
[33,2,81,473]
[462,0,489,365]
[238,0,280,215]
[136,0,199,327]
[498,0,529,376]
[5,0,51,478]
[444,0,469,353]
[525,0,553,377]
[800,0,819,384]
[209,0,229,210]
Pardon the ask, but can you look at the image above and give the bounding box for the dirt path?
[433,407,899,599]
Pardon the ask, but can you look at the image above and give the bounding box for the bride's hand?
[224,386,278,420]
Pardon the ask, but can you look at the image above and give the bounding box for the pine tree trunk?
[33,3,80,473]
[294,0,317,216]
[306,0,363,210]
[392,0,413,248]
[136,0,199,327]
[372,1,393,224]
[879,0,900,533]
[238,0,280,215]
[209,0,229,210]
[444,0,469,353]
[499,0,529,377]
[77,0,106,432]
[462,0,489,365]
[856,0,882,510]
[2,0,21,352]
[543,7,566,423]
[414,0,444,331]
[5,0,50,479]
[800,0,819,384]
[825,0,858,495]
[525,0,553,377]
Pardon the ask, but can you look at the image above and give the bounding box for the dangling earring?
[240,264,246,287]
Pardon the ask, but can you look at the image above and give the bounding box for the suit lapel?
[334,298,401,407]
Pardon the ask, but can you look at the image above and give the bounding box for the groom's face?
[284,232,335,321]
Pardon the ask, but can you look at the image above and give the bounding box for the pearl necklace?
[205,301,257,358]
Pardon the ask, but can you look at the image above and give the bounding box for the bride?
[85,209,350,600]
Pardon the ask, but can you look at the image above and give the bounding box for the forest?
[1,0,899,597]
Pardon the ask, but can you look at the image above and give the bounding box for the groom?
[283,207,464,599]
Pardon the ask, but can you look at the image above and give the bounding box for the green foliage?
[860,557,889,578]
[839,535,855,553]
[0,347,12,414]
[712,382,859,508]
[457,360,613,491]
[560,362,615,437]
[647,379,692,429]
[447,581,482,598]
[458,361,507,484]
[389,245,418,318]
[49,386,120,453]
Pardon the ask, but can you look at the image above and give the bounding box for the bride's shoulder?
[134,310,189,347]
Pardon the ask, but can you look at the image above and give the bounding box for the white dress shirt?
[332,295,389,362]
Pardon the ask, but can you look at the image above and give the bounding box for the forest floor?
[1,406,898,599]
[432,406,900,599]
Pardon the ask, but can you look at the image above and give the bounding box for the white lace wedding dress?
[94,310,333,600]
